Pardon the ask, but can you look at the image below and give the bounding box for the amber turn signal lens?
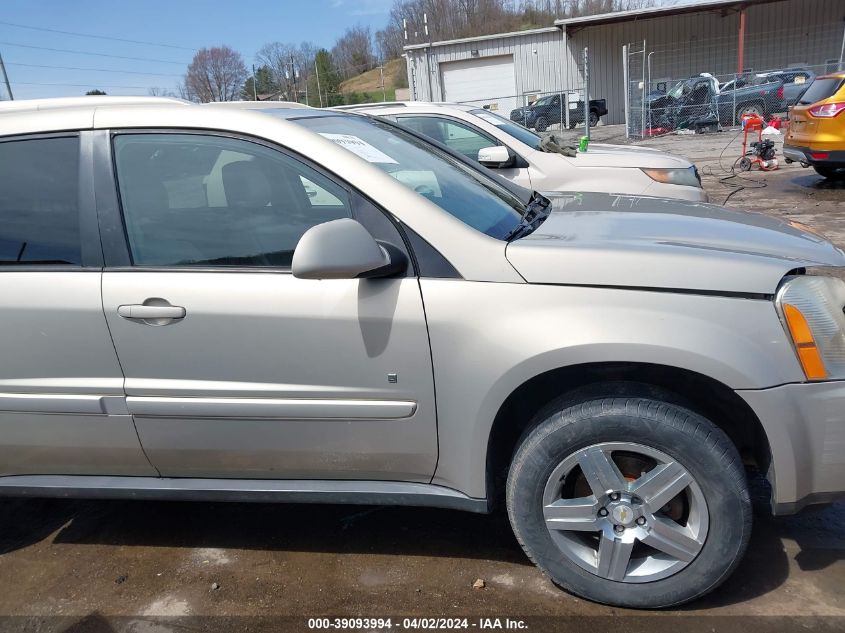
[783,304,828,380]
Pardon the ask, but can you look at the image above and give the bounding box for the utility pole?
[404,19,415,100]
[0,50,13,101]
[379,61,386,101]
[289,54,297,102]
[251,64,258,100]
[315,58,323,108]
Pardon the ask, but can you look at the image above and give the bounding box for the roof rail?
[203,100,313,110]
[0,95,189,113]
[334,102,410,110]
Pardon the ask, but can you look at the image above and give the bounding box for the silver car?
[1,96,845,609]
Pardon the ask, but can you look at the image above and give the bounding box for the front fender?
[420,280,802,498]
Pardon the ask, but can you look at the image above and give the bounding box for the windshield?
[291,114,524,240]
[798,77,844,105]
[533,95,555,106]
[469,108,542,150]
[667,80,687,99]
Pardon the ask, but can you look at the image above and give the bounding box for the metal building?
[404,0,845,125]
[404,26,566,116]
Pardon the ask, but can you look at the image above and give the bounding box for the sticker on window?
[318,133,398,164]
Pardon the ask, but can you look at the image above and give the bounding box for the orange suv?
[784,71,845,179]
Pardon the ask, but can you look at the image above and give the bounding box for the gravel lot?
[1,126,843,632]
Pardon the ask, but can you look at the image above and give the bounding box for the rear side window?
[798,78,844,105]
[0,136,81,265]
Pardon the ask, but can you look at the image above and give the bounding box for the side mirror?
[478,145,514,168]
[292,218,402,280]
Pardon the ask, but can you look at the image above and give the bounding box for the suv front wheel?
[506,393,751,608]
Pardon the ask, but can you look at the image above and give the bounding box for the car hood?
[506,192,845,294]
[569,143,691,169]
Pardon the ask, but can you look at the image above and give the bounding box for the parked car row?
[1,93,844,610]
[341,101,705,201]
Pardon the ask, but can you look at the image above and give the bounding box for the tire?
[506,393,751,609]
[814,165,845,180]
[738,156,753,172]
[589,111,599,127]
[736,102,763,121]
[535,116,549,132]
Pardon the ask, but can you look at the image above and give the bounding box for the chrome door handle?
[118,304,186,321]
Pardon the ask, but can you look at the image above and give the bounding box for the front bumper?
[783,144,845,167]
[738,380,845,514]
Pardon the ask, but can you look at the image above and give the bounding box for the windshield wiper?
[504,191,551,242]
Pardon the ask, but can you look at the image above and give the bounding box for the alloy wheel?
[542,442,708,583]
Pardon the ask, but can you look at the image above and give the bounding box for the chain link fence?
[624,23,845,139]
[626,61,839,139]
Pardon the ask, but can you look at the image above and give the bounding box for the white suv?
[343,102,707,202]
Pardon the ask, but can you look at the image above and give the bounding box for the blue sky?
[0,0,395,99]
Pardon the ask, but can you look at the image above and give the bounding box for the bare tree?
[256,41,298,99]
[332,25,377,80]
[255,41,319,101]
[294,41,318,100]
[375,22,404,60]
[148,86,177,97]
[183,46,247,102]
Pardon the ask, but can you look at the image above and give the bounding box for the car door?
[397,114,531,187]
[549,95,563,125]
[0,133,154,477]
[98,130,438,481]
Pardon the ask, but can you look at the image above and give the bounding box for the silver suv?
[1,97,845,609]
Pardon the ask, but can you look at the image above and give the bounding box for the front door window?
[113,134,352,268]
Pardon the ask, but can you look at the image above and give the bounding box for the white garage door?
[440,55,516,114]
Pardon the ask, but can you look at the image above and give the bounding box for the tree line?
[179,29,384,105]
[174,0,653,103]
[377,0,654,58]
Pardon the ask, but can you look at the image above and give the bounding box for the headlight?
[776,272,845,380]
[640,166,702,188]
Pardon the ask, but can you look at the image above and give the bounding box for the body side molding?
[0,476,489,513]
[126,397,417,419]
[0,393,128,415]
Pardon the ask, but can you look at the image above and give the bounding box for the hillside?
[340,58,406,94]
